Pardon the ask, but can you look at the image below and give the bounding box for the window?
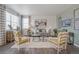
[6,11,11,30]
[11,15,19,29]
[6,11,19,30]
[22,17,29,29]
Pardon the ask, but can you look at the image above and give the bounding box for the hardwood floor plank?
[0,42,79,54]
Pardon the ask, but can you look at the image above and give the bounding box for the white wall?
[30,16,57,30]
[58,5,79,19]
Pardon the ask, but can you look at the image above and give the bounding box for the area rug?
[11,42,56,48]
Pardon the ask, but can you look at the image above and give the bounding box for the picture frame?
[35,19,47,27]
[61,19,71,27]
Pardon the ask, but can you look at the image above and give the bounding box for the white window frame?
[6,11,19,30]
[22,17,29,29]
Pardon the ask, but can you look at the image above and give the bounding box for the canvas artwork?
[34,19,47,36]
[61,19,71,27]
[35,19,47,28]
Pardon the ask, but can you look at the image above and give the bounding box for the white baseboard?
[74,44,79,47]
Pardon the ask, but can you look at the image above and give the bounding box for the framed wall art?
[61,19,72,27]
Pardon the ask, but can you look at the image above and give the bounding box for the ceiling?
[6,4,74,16]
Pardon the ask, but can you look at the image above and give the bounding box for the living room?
[0,4,79,54]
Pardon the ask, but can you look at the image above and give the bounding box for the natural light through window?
[11,15,19,30]
[6,11,19,30]
[22,17,29,29]
[6,11,11,30]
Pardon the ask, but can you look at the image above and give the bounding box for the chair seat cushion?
[18,39,28,45]
[49,39,65,45]
[16,37,29,45]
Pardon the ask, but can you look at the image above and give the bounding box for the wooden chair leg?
[65,43,67,50]
[57,47,60,54]
[17,45,20,53]
[25,42,29,52]
[64,44,67,53]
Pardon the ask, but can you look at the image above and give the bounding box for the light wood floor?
[0,42,79,54]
